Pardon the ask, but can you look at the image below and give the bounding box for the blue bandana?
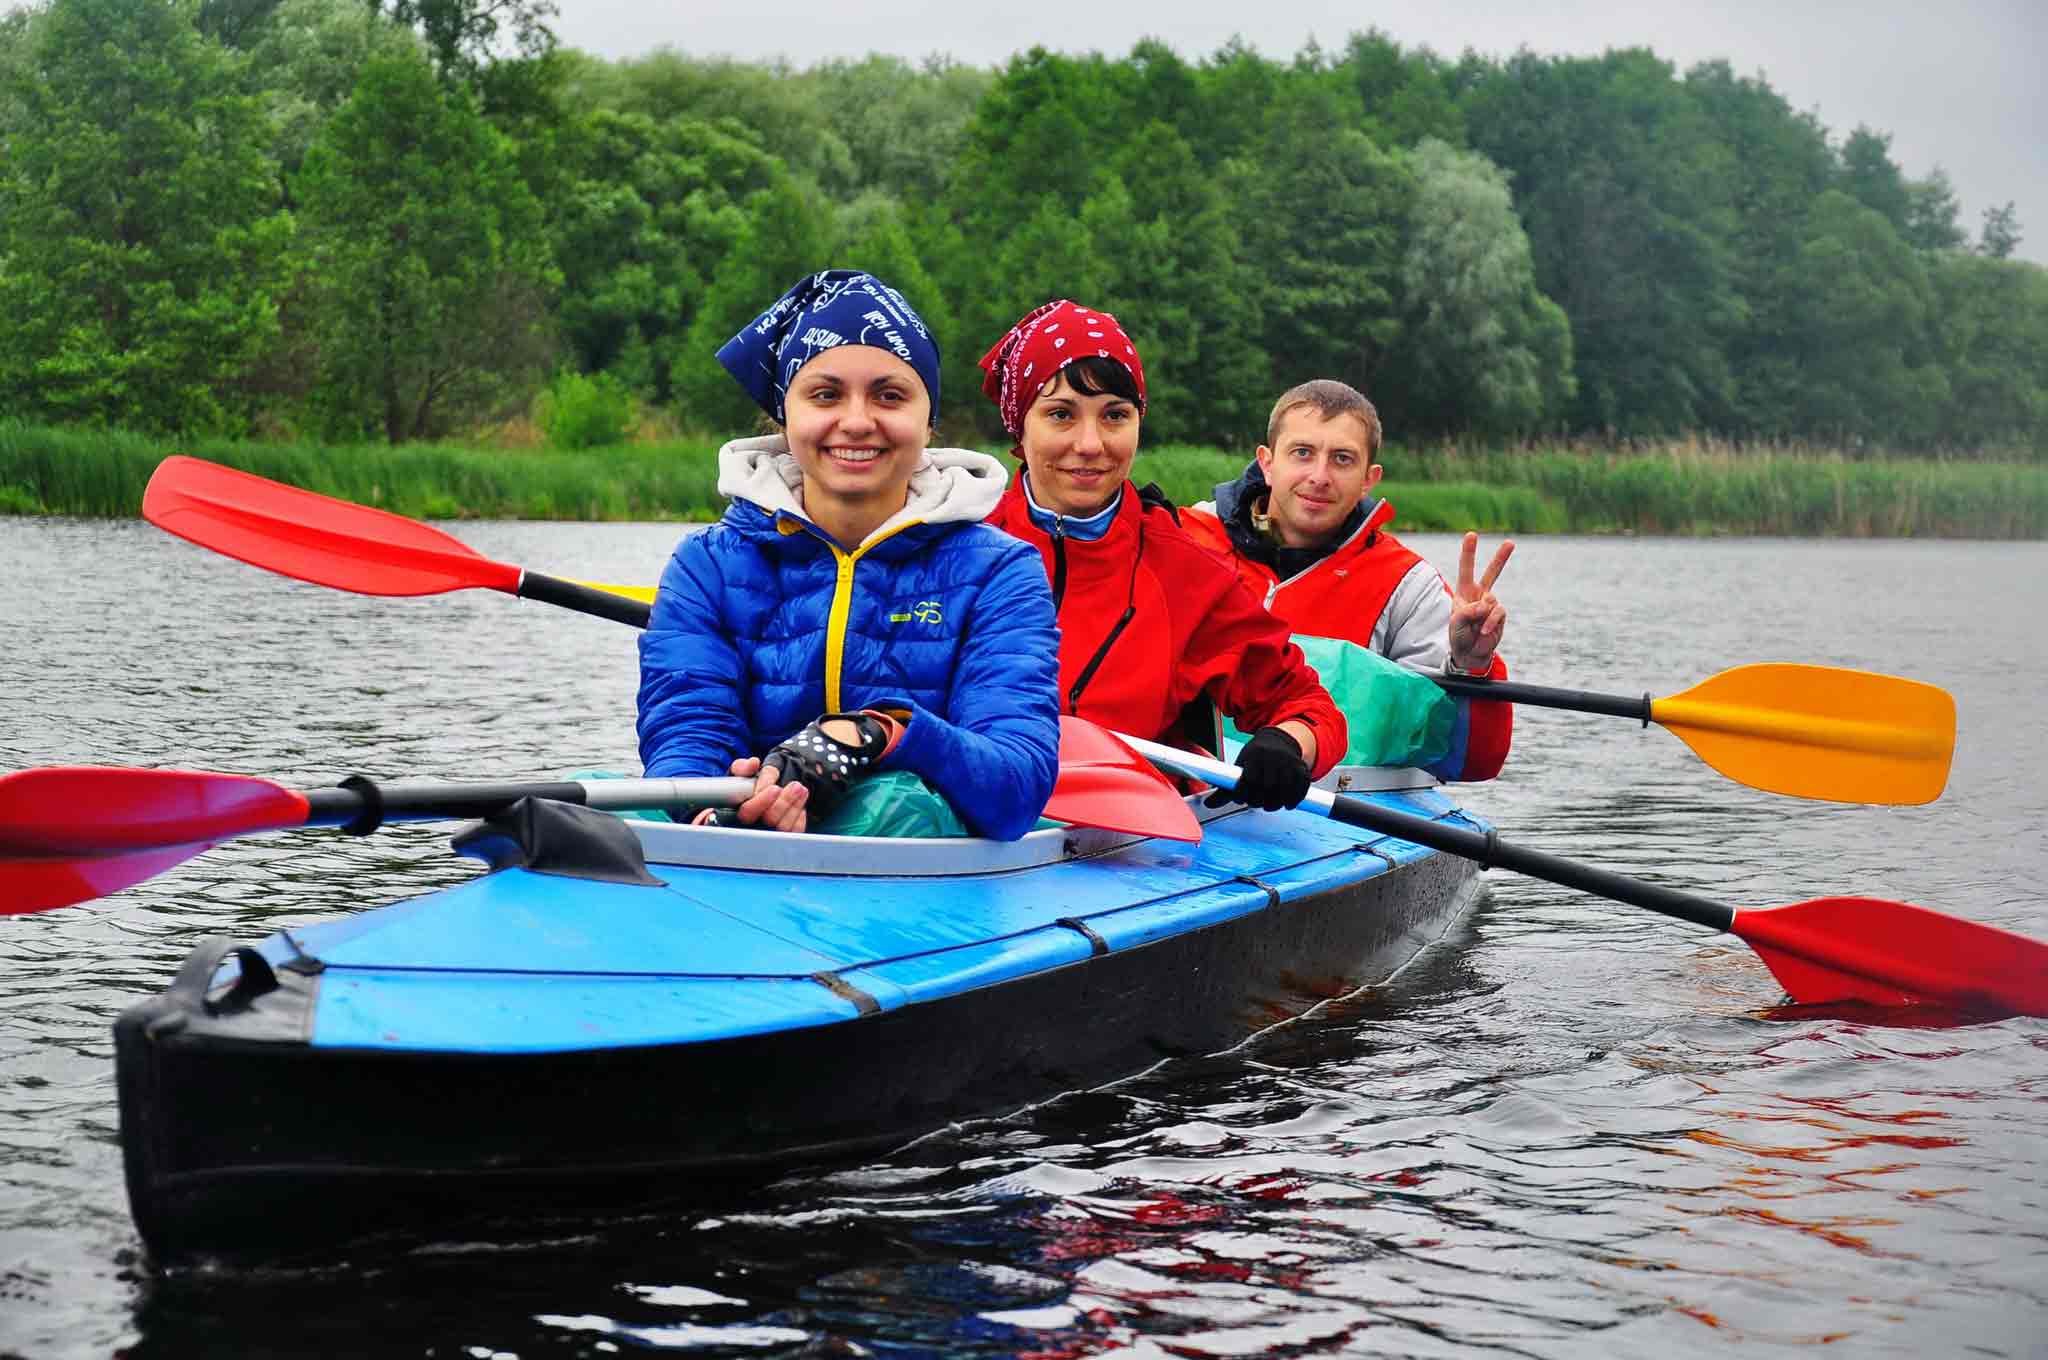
[716,270,941,426]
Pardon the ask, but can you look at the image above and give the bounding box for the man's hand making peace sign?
[1447,532,1513,674]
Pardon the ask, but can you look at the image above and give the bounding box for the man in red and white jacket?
[1179,379,1514,783]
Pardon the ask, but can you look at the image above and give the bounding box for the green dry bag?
[1222,634,1455,769]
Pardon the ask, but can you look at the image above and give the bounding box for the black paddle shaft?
[518,572,652,628]
[1433,673,1653,725]
[1316,789,1738,934]
[301,778,603,835]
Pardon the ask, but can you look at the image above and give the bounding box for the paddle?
[140,457,1194,840]
[1436,664,1955,806]
[0,767,758,915]
[1116,730,2048,1020]
[143,455,654,626]
[1052,716,1200,841]
[0,733,1194,913]
[146,456,1967,810]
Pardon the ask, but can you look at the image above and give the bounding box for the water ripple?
[3,524,2046,1358]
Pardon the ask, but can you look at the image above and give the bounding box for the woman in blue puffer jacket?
[637,270,1061,840]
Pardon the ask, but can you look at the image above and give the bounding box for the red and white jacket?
[1181,486,1511,783]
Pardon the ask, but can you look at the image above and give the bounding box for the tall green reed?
[3,422,2041,536]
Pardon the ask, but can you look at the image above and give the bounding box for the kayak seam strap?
[1234,875,1282,910]
[1055,917,1111,957]
[809,970,882,1017]
[1356,843,1400,871]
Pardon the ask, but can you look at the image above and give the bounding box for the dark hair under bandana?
[716,269,942,427]
[977,299,1146,439]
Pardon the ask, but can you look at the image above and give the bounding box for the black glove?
[1205,726,1310,811]
[759,712,891,819]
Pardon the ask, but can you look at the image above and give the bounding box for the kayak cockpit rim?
[624,764,1442,876]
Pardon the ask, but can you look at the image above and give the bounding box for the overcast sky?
[550,0,2047,266]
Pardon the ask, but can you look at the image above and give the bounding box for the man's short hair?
[1266,380,1383,457]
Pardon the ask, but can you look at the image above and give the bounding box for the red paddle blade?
[1047,717,1201,842]
[1733,897,2048,1019]
[1,767,312,914]
[0,767,310,859]
[143,456,522,598]
[4,844,219,914]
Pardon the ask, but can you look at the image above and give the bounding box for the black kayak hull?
[117,798,1483,1260]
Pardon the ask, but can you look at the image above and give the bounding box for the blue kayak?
[115,775,1486,1260]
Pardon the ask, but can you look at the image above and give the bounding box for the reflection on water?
[3,520,2046,1358]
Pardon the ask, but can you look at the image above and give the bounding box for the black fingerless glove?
[1205,726,1310,811]
[760,712,891,819]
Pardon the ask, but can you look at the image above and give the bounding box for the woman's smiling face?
[1018,369,1141,517]
[782,345,931,520]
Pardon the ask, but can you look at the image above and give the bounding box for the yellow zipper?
[814,519,925,711]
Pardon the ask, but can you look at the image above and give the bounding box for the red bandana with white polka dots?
[977,299,1147,439]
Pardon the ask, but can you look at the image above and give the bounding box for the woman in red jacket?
[979,300,1345,811]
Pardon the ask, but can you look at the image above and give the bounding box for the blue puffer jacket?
[638,436,1061,840]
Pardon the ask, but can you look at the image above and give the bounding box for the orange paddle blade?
[143,456,522,598]
[1734,896,2048,1018]
[1653,663,1955,805]
[1047,718,1201,842]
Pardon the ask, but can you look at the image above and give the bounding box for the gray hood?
[715,435,1010,546]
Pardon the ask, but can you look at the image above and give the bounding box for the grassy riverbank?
[2,421,2042,536]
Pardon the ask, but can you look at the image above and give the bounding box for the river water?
[2,518,2044,1359]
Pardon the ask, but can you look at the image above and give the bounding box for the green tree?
[1836,126,1913,235]
[1380,139,1573,437]
[1903,167,1967,252]
[1088,125,1269,444]
[244,0,422,182]
[1773,190,1947,446]
[973,199,1110,347]
[1979,202,2023,259]
[1461,49,1740,433]
[944,48,1131,244]
[195,0,287,45]
[1191,37,1282,166]
[671,178,834,432]
[541,108,779,399]
[1338,30,1465,149]
[367,0,553,76]
[1224,81,1411,397]
[0,0,291,435]
[0,6,34,135]
[1683,58,1836,434]
[807,55,992,203]
[365,0,559,119]
[1929,253,2048,452]
[294,51,556,441]
[579,51,855,197]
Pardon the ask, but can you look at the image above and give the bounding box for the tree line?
[1,0,2042,455]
